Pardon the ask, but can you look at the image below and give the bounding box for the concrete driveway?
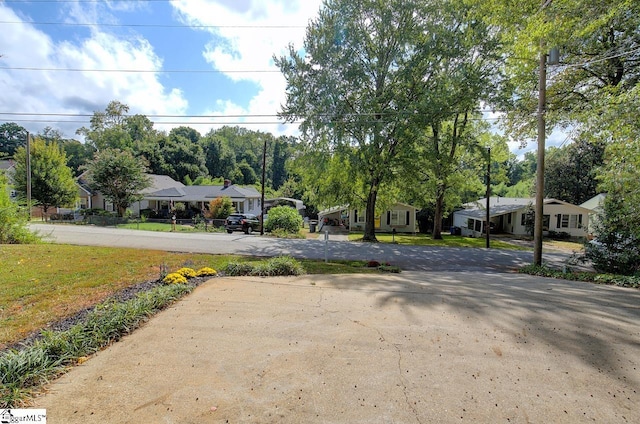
[34,271,640,423]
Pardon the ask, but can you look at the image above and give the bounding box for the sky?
[0,0,565,157]
[0,0,322,139]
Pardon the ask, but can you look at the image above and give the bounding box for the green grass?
[348,232,531,250]
[0,244,378,349]
[116,222,220,232]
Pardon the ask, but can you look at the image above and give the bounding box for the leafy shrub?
[224,256,305,277]
[196,267,218,277]
[518,264,640,288]
[206,196,235,219]
[223,262,257,276]
[0,173,40,244]
[163,273,188,284]
[265,206,303,234]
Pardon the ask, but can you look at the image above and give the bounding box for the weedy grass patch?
[0,244,237,348]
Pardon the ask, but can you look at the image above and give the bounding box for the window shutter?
[406,211,410,225]
[556,214,561,228]
[387,211,391,225]
[354,209,358,222]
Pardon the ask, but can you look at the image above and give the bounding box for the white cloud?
[0,4,187,138]
[169,0,322,135]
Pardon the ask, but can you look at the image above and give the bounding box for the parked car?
[225,213,261,234]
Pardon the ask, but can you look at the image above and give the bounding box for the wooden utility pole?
[26,131,32,221]
[534,46,547,266]
[260,137,267,235]
[486,147,490,249]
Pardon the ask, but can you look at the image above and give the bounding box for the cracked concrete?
[34,272,640,423]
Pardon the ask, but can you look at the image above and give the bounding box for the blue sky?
[0,0,564,156]
[0,0,322,138]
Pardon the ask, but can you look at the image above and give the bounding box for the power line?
[0,20,305,29]
[0,66,279,73]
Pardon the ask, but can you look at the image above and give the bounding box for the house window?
[389,210,409,226]
[557,214,582,228]
[248,199,254,211]
[474,219,482,232]
[467,218,474,229]
[507,213,512,224]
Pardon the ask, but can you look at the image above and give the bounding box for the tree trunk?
[362,181,379,242]
[432,188,445,240]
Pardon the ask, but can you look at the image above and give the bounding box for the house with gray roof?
[452,197,591,238]
[78,175,262,217]
[140,179,262,217]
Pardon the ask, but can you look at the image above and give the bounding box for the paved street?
[28,223,581,272]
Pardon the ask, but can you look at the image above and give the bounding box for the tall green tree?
[13,138,78,218]
[279,0,502,240]
[82,148,152,217]
[277,0,435,241]
[0,122,27,158]
[584,85,640,274]
[159,134,208,184]
[487,0,640,138]
[77,100,133,152]
[544,139,605,205]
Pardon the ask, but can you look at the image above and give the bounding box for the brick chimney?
[223,179,231,188]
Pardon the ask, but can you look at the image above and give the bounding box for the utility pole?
[533,45,547,266]
[26,131,32,221]
[260,137,267,235]
[486,147,490,249]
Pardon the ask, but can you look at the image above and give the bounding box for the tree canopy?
[12,138,78,216]
[82,148,152,217]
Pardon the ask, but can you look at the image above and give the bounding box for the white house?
[78,175,263,217]
[318,202,418,234]
[452,197,591,239]
[580,193,606,237]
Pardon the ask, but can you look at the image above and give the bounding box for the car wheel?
[226,229,233,234]
[245,226,253,235]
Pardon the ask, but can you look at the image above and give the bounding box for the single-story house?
[452,197,591,238]
[580,193,606,237]
[318,202,418,234]
[78,175,263,217]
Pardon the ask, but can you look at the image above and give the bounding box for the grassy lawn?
[0,244,370,349]
[348,232,531,250]
[116,222,223,232]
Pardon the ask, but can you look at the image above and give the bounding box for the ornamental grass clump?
[224,256,305,277]
[0,283,192,408]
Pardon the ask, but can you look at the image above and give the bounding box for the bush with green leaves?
[518,264,639,288]
[584,194,640,275]
[0,172,40,244]
[224,256,305,277]
[264,206,303,234]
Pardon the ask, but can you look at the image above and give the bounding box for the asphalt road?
[28,223,580,272]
